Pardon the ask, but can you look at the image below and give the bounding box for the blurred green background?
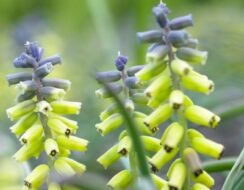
[0,0,243,189]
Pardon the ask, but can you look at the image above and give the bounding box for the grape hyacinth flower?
[95,53,164,189]
[6,42,88,189]
[135,2,224,189]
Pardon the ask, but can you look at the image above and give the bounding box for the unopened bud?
[127,65,144,76]
[182,71,214,94]
[115,54,128,71]
[151,174,168,190]
[145,73,171,98]
[144,103,173,130]
[24,164,49,189]
[20,122,43,144]
[45,138,59,157]
[191,171,214,188]
[99,103,118,121]
[10,112,38,136]
[134,118,153,135]
[39,54,62,66]
[169,14,193,30]
[16,91,35,103]
[42,78,71,91]
[191,137,224,159]
[13,139,43,162]
[16,80,37,93]
[6,100,36,121]
[117,136,132,156]
[50,101,82,115]
[56,135,88,152]
[161,122,184,152]
[6,72,33,86]
[96,113,123,136]
[131,93,149,105]
[183,148,203,177]
[149,147,178,172]
[176,47,208,65]
[168,30,189,47]
[48,118,74,136]
[135,60,167,81]
[147,87,171,109]
[137,30,163,43]
[35,62,53,78]
[107,170,133,190]
[141,136,161,152]
[49,113,78,132]
[97,144,121,169]
[152,6,168,28]
[125,76,141,89]
[185,105,220,128]
[13,53,36,68]
[187,129,205,140]
[54,157,75,176]
[96,71,121,83]
[167,160,186,190]
[40,87,66,101]
[186,38,199,49]
[146,45,169,63]
[169,90,184,110]
[171,59,193,76]
[35,100,52,116]
[95,83,123,98]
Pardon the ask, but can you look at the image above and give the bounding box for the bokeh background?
[0,0,243,189]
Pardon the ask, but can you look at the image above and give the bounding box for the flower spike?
[6,42,88,189]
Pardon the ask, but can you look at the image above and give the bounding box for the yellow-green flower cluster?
[6,42,88,189]
[95,53,164,189]
[135,2,224,190]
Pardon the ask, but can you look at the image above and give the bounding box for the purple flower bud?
[127,65,144,76]
[37,47,44,62]
[25,41,43,61]
[168,30,189,47]
[42,78,71,91]
[169,14,193,30]
[96,71,122,83]
[152,6,168,28]
[16,91,35,103]
[125,77,141,89]
[96,83,123,98]
[6,72,33,86]
[185,38,198,49]
[39,54,62,66]
[115,54,128,71]
[158,2,170,15]
[35,62,53,78]
[137,30,163,43]
[13,53,36,68]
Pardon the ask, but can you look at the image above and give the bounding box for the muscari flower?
[6,42,88,189]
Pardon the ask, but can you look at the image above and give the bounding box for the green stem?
[166,25,190,190]
[203,157,244,173]
[177,111,190,190]
[129,149,139,190]
[33,65,53,185]
[103,83,151,178]
[218,104,244,121]
[222,148,244,190]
